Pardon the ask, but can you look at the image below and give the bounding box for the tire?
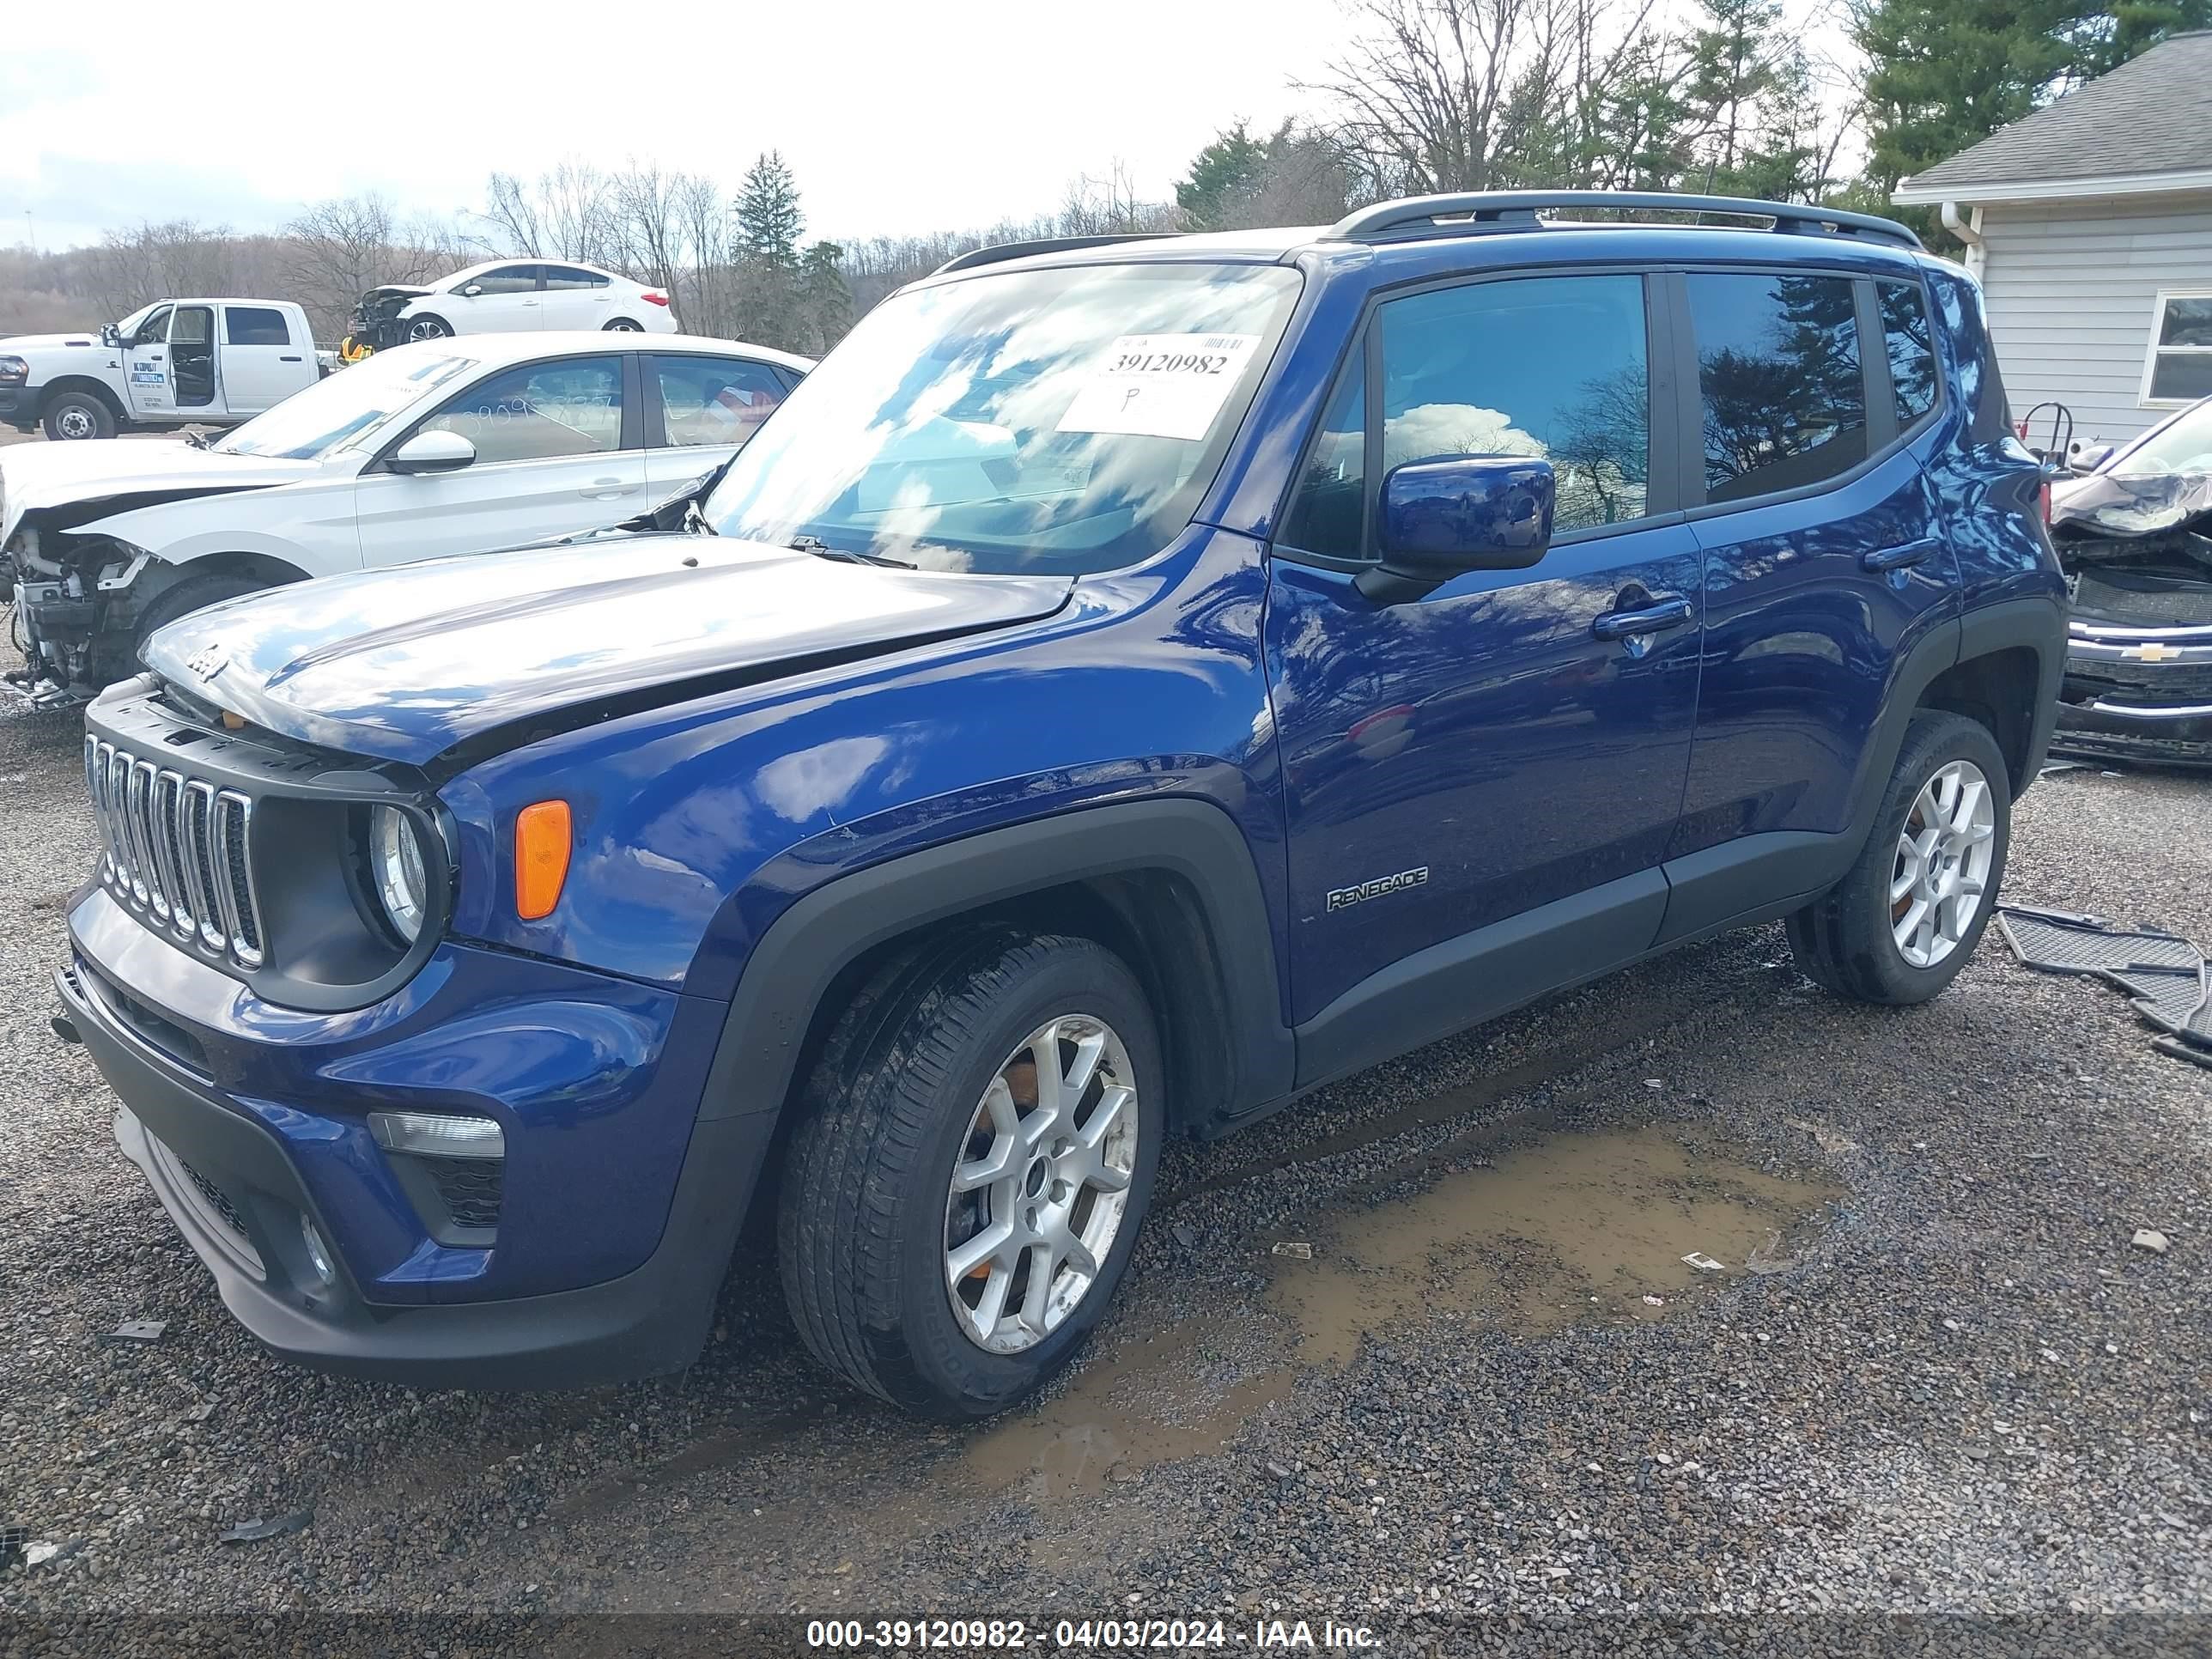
[1786,710,2011,1006]
[131,573,264,668]
[404,315,453,343]
[778,930,1164,1419]
[602,318,642,331]
[42,391,116,441]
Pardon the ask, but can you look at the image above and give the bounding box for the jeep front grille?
[86,737,265,969]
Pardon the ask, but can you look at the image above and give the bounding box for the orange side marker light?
[514,800,572,921]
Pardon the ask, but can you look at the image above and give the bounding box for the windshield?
[212,349,475,459]
[703,262,1302,574]
[2112,399,2212,477]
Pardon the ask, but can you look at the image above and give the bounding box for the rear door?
[641,352,796,495]
[1660,266,1958,936]
[539,264,613,329]
[217,304,310,414]
[351,352,645,566]
[1265,268,1705,1066]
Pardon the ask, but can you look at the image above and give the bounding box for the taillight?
[641,291,670,307]
[2039,481,2051,523]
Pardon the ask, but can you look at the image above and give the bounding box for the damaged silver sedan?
[2050,396,2212,766]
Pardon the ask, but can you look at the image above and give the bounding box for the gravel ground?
[0,700,2207,1658]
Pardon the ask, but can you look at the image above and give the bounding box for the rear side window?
[543,265,611,290]
[654,355,789,447]
[224,306,290,347]
[1878,281,1938,429]
[1686,272,1865,505]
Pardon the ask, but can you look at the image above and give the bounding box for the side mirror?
[1357,457,1555,604]
[388,429,477,475]
[99,323,120,349]
[460,283,483,297]
[2069,445,2113,474]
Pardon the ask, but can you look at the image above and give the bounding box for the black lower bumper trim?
[2053,702,2212,768]
[62,964,774,1389]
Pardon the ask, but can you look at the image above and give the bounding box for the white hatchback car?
[1,331,810,698]
[356,260,681,348]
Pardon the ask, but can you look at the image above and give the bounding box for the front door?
[451,264,545,333]
[1266,270,1702,1058]
[119,304,175,417]
[353,352,642,566]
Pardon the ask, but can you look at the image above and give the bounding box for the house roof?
[1893,31,2212,204]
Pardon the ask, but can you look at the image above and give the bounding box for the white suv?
[352,261,680,349]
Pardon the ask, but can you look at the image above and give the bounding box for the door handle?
[1862,537,1940,574]
[279,355,301,362]
[1591,597,1693,641]
[579,483,638,499]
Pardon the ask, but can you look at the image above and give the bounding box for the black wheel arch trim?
[696,796,1296,1129]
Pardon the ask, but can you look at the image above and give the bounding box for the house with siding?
[1893,31,2212,452]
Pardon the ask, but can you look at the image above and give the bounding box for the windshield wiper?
[182,429,209,450]
[790,535,912,568]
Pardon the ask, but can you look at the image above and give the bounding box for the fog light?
[368,1110,506,1159]
[298,1213,336,1287]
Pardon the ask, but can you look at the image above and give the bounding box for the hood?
[358,284,435,304]
[0,331,103,353]
[142,534,1073,768]
[2050,470,2212,541]
[0,440,319,547]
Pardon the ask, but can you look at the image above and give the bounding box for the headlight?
[0,356,27,386]
[368,805,428,943]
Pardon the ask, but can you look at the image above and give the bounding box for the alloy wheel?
[943,1014,1139,1354]
[1890,757,1996,968]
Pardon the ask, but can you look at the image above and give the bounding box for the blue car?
[58,191,2066,1419]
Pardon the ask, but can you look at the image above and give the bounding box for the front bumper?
[2054,621,2212,767]
[61,896,774,1388]
[0,385,30,424]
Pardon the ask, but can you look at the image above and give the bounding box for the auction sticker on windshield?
[1056,333,1260,441]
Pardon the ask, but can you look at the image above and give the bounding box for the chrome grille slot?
[213,790,264,969]
[86,738,268,972]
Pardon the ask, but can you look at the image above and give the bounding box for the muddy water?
[965,1122,1838,1498]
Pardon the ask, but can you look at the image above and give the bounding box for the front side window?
[704,262,1302,574]
[1381,272,1650,534]
[1686,271,1866,505]
[213,350,475,459]
[1879,281,1938,429]
[2144,292,2212,404]
[464,264,540,296]
[225,306,290,347]
[417,356,624,463]
[655,356,790,447]
[131,305,173,347]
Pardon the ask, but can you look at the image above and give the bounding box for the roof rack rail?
[1327,191,1923,251]
[932,233,1181,277]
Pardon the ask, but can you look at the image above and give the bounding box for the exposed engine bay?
[341,285,436,357]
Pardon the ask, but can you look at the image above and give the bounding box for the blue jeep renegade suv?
[57,192,2066,1419]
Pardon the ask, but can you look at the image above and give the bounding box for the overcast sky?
[3,0,1368,252]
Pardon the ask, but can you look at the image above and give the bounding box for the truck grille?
[85,737,265,969]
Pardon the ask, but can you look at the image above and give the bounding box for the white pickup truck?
[0,299,324,441]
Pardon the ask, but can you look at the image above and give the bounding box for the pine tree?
[732,151,806,352]
[1176,123,1271,231]
[801,240,852,353]
[1850,0,2211,192]
[1684,0,1784,189]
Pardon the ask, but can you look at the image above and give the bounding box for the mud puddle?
[966,1121,1838,1498]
